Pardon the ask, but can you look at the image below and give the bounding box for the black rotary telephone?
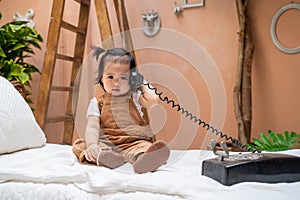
[201,140,300,185]
[139,73,300,186]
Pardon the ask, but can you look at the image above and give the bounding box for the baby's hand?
[85,144,100,163]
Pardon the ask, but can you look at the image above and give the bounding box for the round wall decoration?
[270,3,300,54]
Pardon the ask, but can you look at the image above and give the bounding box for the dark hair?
[93,47,136,88]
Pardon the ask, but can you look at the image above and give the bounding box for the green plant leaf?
[248,131,300,152]
[13,43,26,51]
[246,143,261,151]
[276,133,285,144]
[0,47,6,57]
[260,134,273,148]
[9,23,24,32]
[268,131,281,149]
[18,72,30,85]
[252,138,263,147]
[284,131,295,146]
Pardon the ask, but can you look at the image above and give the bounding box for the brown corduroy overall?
[73,92,155,164]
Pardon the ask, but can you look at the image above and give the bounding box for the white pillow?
[0,76,46,154]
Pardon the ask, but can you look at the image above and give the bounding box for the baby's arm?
[85,115,101,163]
[138,81,159,108]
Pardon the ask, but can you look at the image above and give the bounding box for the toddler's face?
[102,62,131,96]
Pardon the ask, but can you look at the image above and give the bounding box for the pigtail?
[92,46,105,61]
[91,46,106,85]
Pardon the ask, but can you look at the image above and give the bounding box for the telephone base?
[202,153,300,186]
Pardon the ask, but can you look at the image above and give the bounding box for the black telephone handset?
[142,82,300,186]
[130,71,144,90]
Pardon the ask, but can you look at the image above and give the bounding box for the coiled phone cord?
[143,82,258,152]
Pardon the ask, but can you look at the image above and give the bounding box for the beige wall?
[1,0,299,149]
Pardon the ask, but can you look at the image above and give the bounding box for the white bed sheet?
[0,143,299,200]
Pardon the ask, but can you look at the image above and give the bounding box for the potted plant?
[0,12,43,105]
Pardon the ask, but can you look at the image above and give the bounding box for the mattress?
[0,143,299,200]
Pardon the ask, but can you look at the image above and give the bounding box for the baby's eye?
[107,75,114,79]
[121,76,129,81]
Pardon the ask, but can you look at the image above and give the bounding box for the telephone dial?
[136,72,300,186]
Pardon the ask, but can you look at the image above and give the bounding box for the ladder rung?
[74,0,90,5]
[46,115,73,123]
[56,53,81,63]
[51,86,74,92]
[61,20,86,34]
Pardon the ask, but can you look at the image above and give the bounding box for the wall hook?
[174,2,183,15]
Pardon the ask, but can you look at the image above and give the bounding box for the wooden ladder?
[35,0,133,145]
[35,0,91,144]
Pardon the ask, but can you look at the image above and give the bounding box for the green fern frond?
[247,130,300,152]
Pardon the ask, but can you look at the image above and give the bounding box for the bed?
[1,77,300,200]
[1,144,300,200]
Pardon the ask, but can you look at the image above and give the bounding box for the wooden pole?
[234,0,254,145]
